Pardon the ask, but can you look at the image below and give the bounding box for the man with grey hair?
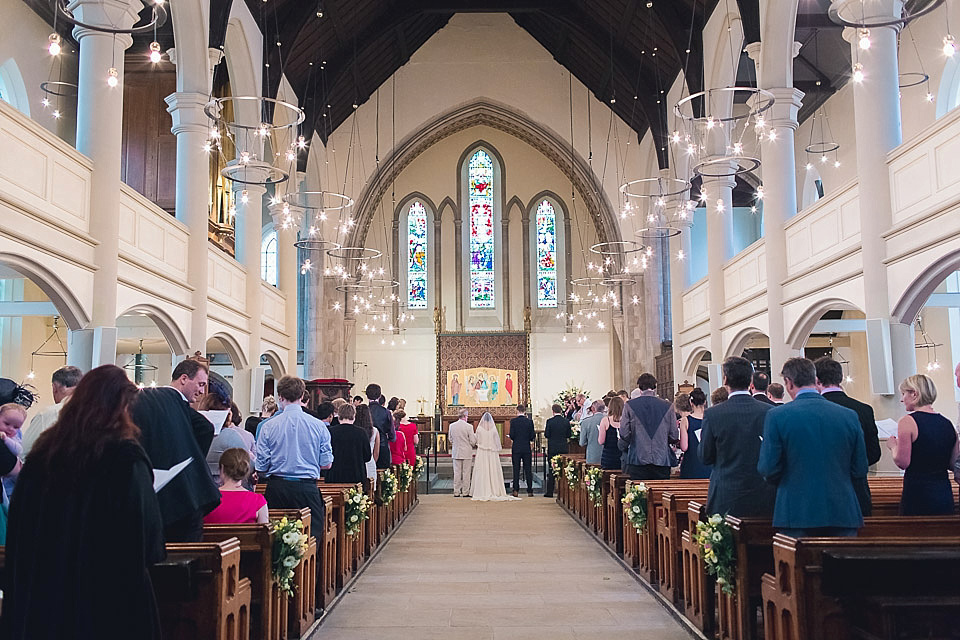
[22,365,82,455]
[579,400,606,465]
[449,408,477,497]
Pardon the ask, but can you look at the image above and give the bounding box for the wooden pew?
[268,508,317,639]
[364,480,379,555]
[317,483,360,589]
[656,486,709,604]
[158,539,253,640]
[606,473,628,554]
[202,523,288,640]
[762,533,960,640]
[634,479,710,583]
[680,500,714,637]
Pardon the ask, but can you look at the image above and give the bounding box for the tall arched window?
[468,149,495,308]
[535,199,558,308]
[406,200,428,309]
[261,229,277,286]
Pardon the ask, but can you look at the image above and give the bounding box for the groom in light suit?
[449,408,477,497]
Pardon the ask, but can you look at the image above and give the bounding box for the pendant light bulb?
[240,189,249,204]
[47,33,62,56]
[106,67,119,87]
[852,63,864,84]
[858,28,871,50]
[944,35,956,57]
[149,41,162,63]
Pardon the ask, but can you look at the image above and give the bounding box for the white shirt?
[22,401,64,456]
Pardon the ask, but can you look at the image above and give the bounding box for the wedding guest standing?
[677,390,711,479]
[325,403,372,485]
[245,395,278,439]
[356,404,379,490]
[22,365,81,456]
[579,400,605,465]
[597,396,624,471]
[618,373,677,481]
[396,410,419,466]
[204,448,269,524]
[543,404,571,498]
[766,383,786,404]
[750,372,775,405]
[1,365,165,639]
[367,383,396,469]
[887,374,959,515]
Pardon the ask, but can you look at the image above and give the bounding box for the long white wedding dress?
[470,419,520,501]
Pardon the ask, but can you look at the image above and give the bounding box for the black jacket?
[508,415,535,453]
[821,391,881,465]
[544,415,571,455]
[368,403,396,469]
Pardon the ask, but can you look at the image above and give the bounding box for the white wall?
[354,332,437,414]
[529,331,613,425]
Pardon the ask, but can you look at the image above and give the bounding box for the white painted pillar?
[702,170,735,386]
[165,92,210,355]
[834,0,915,415]
[269,202,304,377]
[302,249,325,380]
[669,214,694,389]
[70,0,141,367]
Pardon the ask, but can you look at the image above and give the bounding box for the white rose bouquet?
[550,455,565,478]
[380,468,398,505]
[271,517,308,597]
[569,421,581,440]
[397,462,414,492]
[413,455,425,478]
[695,514,736,595]
[564,461,580,489]
[584,467,604,507]
[621,482,649,531]
[344,484,372,538]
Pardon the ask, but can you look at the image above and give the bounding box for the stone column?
[669,212,694,387]
[165,91,211,355]
[302,247,325,379]
[834,0,915,415]
[702,170,736,387]
[269,202,304,376]
[69,0,141,368]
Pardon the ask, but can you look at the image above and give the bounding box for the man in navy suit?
[758,357,868,538]
[750,371,775,405]
[699,357,776,517]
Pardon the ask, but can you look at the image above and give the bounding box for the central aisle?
[316,494,693,639]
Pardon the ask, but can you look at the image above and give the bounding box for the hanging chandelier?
[828,0,944,29]
[26,316,67,381]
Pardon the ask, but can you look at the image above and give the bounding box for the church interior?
[1,0,959,637]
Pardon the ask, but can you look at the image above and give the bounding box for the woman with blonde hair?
[886,374,959,515]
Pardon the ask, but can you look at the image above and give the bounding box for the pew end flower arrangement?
[380,468,398,505]
[564,460,580,489]
[413,455,425,479]
[550,455,564,478]
[622,482,648,531]
[344,484,372,538]
[272,517,308,597]
[696,514,736,595]
[397,462,414,492]
[584,467,604,506]
[569,421,581,440]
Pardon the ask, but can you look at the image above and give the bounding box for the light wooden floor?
[314,494,693,639]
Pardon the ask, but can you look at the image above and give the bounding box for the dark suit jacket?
[752,393,775,405]
[821,390,878,516]
[508,415,535,453]
[699,394,775,517]
[544,415,571,455]
[369,403,396,469]
[758,391,868,529]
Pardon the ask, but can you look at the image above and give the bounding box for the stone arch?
[222,15,261,125]
[683,346,710,380]
[347,100,620,251]
[117,304,189,356]
[261,349,285,376]
[725,327,768,359]
[0,58,30,116]
[787,297,864,350]
[168,0,211,93]
[208,331,249,370]
[891,248,960,325]
[0,253,88,330]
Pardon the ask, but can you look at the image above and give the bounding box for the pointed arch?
[395,192,437,311]
[525,191,569,311]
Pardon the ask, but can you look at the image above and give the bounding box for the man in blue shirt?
[256,375,333,530]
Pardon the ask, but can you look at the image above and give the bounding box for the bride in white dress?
[471,412,520,501]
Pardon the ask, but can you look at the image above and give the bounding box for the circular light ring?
[804,141,840,155]
[293,238,341,252]
[693,156,761,178]
[359,278,401,289]
[220,164,289,186]
[899,72,930,88]
[336,282,375,294]
[283,190,354,212]
[674,87,776,123]
[569,277,611,289]
[828,0,943,28]
[589,240,646,256]
[204,96,305,132]
[326,246,382,261]
[601,274,638,287]
[635,226,683,240]
[39,81,77,97]
[619,177,690,199]
[55,0,167,35]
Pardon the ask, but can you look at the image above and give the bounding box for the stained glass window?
[536,199,558,307]
[469,150,495,308]
[407,201,428,309]
[261,230,277,286]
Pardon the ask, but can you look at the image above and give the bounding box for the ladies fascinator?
[0,378,38,408]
